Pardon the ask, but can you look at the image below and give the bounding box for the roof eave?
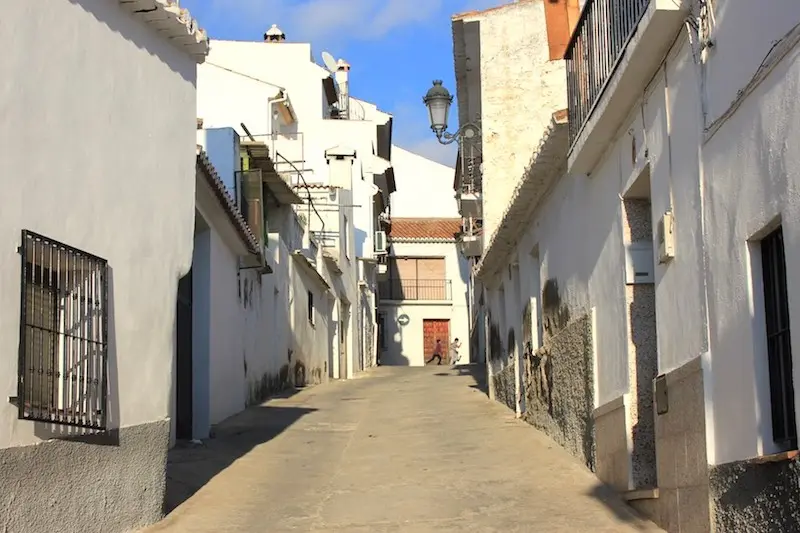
[196,148,263,259]
[118,0,210,63]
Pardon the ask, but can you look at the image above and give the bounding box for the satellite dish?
[321,51,338,72]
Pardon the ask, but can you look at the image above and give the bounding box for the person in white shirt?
[449,338,462,367]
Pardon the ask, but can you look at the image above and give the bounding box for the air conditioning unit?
[374,230,387,254]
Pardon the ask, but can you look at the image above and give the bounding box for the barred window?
[17,230,108,429]
[761,226,797,447]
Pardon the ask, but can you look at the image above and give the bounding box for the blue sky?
[180,0,504,166]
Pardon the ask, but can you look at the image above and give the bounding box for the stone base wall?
[710,452,800,532]
[523,312,595,470]
[493,364,517,412]
[0,420,169,533]
[595,396,629,491]
[653,356,710,532]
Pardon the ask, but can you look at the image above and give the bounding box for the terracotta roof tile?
[389,218,462,240]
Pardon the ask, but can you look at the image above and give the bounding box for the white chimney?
[264,24,286,42]
[334,59,351,119]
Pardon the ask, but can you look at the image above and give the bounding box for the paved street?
[144,366,661,532]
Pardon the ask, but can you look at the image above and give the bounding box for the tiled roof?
[389,218,462,242]
[118,0,209,62]
[196,147,261,255]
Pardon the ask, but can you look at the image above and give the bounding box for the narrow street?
[145,366,660,533]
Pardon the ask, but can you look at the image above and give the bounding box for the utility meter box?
[625,241,655,284]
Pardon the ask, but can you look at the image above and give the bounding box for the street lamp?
[423,80,481,145]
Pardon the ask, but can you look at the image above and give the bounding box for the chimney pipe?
[264,24,286,43]
[334,59,351,119]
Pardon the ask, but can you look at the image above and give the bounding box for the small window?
[307,290,315,326]
[17,230,109,429]
[761,226,797,447]
[343,215,350,260]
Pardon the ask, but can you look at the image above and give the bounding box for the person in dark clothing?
[426,339,443,365]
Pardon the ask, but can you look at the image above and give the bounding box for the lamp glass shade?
[427,99,450,133]
[423,80,453,134]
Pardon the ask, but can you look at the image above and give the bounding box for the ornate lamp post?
[423,80,481,145]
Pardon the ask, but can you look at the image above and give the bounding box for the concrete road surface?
[143,365,661,532]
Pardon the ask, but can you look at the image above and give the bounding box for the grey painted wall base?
[652,356,710,533]
[523,313,595,470]
[710,453,800,533]
[492,364,517,412]
[595,396,629,491]
[0,419,169,533]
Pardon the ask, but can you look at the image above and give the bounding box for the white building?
[196,27,393,385]
[0,1,207,532]
[462,0,800,531]
[377,148,471,367]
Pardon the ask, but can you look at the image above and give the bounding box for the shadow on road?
[431,363,489,395]
[586,484,657,530]
[164,403,316,514]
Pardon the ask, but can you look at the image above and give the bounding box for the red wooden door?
[423,319,450,364]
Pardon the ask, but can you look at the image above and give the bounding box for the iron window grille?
[761,226,797,448]
[17,230,109,429]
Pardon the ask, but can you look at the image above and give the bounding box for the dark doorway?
[176,269,193,440]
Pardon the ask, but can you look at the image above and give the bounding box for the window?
[17,231,109,429]
[381,257,449,300]
[307,290,315,326]
[761,226,797,447]
[377,313,386,349]
[343,215,349,260]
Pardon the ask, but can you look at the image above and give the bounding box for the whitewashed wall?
[0,0,198,448]
[390,147,459,218]
[460,0,568,244]
[701,7,800,465]
[380,241,470,366]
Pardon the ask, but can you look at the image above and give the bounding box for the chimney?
[334,59,351,119]
[263,24,286,43]
[543,0,581,60]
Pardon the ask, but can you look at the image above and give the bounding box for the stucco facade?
[452,0,569,247]
[466,0,800,531]
[378,148,470,367]
[380,240,471,367]
[0,1,207,531]
[196,34,392,384]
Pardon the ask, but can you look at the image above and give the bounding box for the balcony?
[459,234,482,258]
[379,279,452,302]
[459,182,482,218]
[565,0,687,174]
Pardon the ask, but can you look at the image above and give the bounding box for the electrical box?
[625,241,655,285]
[658,211,675,264]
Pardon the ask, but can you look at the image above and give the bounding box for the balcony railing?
[379,279,452,301]
[565,0,650,145]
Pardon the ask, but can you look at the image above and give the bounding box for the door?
[423,319,450,365]
[175,269,193,440]
[339,301,350,379]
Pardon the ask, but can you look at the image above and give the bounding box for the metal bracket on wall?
[654,375,669,415]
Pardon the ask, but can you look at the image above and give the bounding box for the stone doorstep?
[744,449,799,465]
[618,451,800,504]
[624,487,659,501]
